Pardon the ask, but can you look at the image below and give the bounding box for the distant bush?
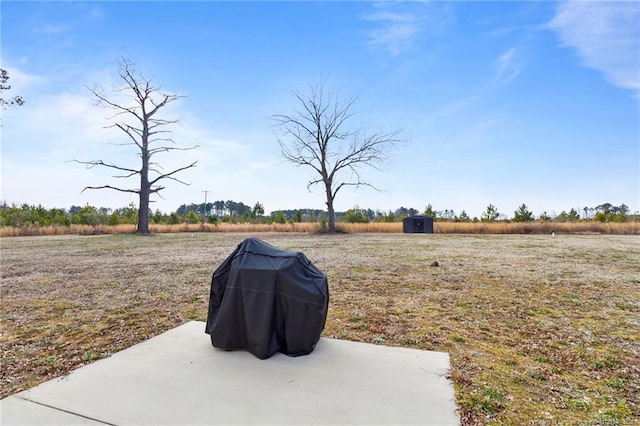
[344,208,369,223]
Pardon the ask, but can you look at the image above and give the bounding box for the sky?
[1,1,639,218]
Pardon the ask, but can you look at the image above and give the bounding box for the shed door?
[414,219,424,232]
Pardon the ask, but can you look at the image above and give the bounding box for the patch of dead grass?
[1,233,638,425]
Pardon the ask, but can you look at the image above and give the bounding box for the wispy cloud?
[495,47,521,84]
[363,2,452,55]
[548,1,640,96]
[32,23,72,35]
[366,10,420,55]
[30,3,104,36]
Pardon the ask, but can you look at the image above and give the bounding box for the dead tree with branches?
[74,58,197,234]
[272,82,403,233]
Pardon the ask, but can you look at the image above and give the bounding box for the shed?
[403,216,434,233]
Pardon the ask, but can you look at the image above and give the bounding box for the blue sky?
[1,1,638,218]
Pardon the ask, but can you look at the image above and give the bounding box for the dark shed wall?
[402,216,434,233]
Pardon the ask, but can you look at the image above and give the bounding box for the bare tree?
[272,82,403,233]
[74,58,197,234]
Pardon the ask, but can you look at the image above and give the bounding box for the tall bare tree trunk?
[137,147,150,234]
[325,183,336,233]
[137,112,151,234]
[137,190,150,233]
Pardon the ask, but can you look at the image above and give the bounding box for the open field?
[1,233,638,424]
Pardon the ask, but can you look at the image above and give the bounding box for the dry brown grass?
[149,222,319,234]
[1,221,638,237]
[1,233,638,425]
[435,221,640,235]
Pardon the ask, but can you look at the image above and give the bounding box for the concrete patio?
[1,321,459,425]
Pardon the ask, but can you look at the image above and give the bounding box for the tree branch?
[80,185,139,194]
[149,161,198,186]
[70,159,139,176]
[148,144,198,157]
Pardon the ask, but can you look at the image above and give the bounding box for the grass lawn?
[1,232,638,424]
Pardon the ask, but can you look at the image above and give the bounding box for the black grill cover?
[205,237,329,359]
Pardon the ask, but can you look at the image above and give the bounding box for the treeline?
[339,203,634,224]
[0,201,322,227]
[175,202,327,224]
[0,201,635,228]
[1,204,147,228]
